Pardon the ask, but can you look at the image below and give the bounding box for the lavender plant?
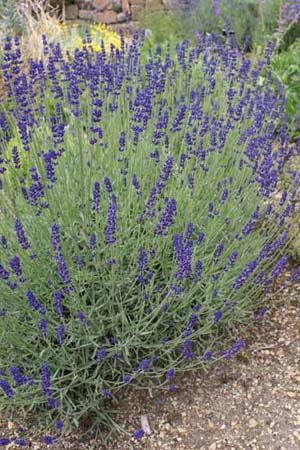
[0,32,298,439]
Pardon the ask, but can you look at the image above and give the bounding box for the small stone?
[293,431,300,441]
[249,418,258,428]
[95,10,118,23]
[93,0,110,10]
[78,9,94,19]
[117,12,127,22]
[65,4,79,20]
[208,443,217,450]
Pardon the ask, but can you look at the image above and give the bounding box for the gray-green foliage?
[0,0,26,35]
[0,34,297,437]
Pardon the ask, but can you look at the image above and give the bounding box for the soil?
[1,272,300,450]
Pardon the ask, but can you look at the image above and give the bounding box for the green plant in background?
[270,39,300,140]
[0,0,26,35]
[139,0,284,50]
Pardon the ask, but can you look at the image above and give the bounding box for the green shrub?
[0,33,298,442]
[139,0,285,50]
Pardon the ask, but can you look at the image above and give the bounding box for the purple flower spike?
[54,290,63,317]
[0,379,14,398]
[92,181,100,213]
[47,397,59,408]
[51,224,61,252]
[41,363,52,396]
[0,438,11,445]
[44,435,57,444]
[40,318,47,337]
[55,253,72,285]
[77,311,89,327]
[26,290,46,314]
[8,256,22,276]
[56,324,65,345]
[105,194,117,244]
[14,438,27,446]
[97,347,107,362]
[132,428,145,440]
[214,310,222,322]
[15,219,30,249]
[9,366,27,385]
[221,338,245,358]
[55,419,64,430]
[154,198,177,235]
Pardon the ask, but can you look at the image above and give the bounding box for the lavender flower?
[92,181,100,213]
[166,368,175,379]
[90,232,97,253]
[154,198,177,235]
[77,311,89,327]
[97,347,107,362]
[103,176,113,193]
[55,253,72,285]
[14,438,27,446]
[105,194,117,244]
[47,397,59,408]
[0,264,9,280]
[0,438,11,445]
[41,363,52,396]
[51,224,61,252]
[9,256,22,276]
[123,373,131,384]
[214,310,222,322]
[132,428,145,439]
[55,419,64,430]
[135,358,150,373]
[271,255,289,278]
[26,290,46,314]
[44,435,57,444]
[40,318,47,337]
[0,379,14,397]
[232,259,258,290]
[102,389,111,397]
[221,338,245,358]
[15,219,30,249]
[56,324,65,345]
[54,290,63,317]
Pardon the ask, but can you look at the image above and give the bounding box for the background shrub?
[0,32,298,439]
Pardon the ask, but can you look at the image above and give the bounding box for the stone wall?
[65,0,178,24]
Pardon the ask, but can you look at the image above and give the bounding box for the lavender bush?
[0,32,299,438]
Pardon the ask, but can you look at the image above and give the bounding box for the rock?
[117,12,127,22]
[93,0,110,11]
[141,414,151,434]
[130,3,145,19]
[111,0,122,12]
[146,0,163,10]
[76,0,93,8]
[65,4,79,20]
[121,0,130,13]
[78,9,95,19]
[208,443,217,450]
[162,0,181,8]
[249,418,258,428]
[95,10,118,23]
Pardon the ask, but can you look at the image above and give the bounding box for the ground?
[1,271,300,450]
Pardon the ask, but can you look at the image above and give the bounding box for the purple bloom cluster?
[154,198,177,235]
[0,30,295,445]
[105,194,117,244]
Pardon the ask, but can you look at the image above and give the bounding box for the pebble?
[249,418,258,428]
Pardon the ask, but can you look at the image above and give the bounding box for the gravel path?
[1,273,300,450]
